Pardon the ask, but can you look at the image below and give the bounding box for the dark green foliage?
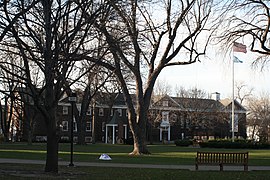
[199,139,270,149]
[0,134,4,143]
[174,139,193,146]
[124,138,134,145]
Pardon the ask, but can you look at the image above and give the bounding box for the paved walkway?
[0,158,270,171]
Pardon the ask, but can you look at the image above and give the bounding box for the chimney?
[211,92,220,101]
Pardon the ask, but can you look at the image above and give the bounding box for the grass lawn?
[1,163,270,180]
[0,143,270,179]
[0,143,270,166]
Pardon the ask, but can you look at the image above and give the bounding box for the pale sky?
[149,1,270,100]
[158,49,270,99]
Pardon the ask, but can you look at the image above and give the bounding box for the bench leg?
[195,164,198,170]
[219,164,223,171]
[244,165,248,171]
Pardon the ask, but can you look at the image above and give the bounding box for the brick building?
[21,92,247,143]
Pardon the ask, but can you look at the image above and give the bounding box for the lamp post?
[68,92,77,167]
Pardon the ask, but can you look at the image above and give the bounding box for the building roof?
[172,97,224,111]
[151,95,246,113]
[107,112,127,125]
[220,98,247,111]
[59,91,246,113]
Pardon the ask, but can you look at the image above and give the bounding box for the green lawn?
[1,143,270,179]
[0,143,270,166]
[1,163,270,180]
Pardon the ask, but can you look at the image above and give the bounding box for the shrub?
[175,139,193,147]
[124,138,134,145]
[0,134,4,143]
[199,139,270,149]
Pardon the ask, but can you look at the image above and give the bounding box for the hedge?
[199,139,270,149]
[175,139,193,146]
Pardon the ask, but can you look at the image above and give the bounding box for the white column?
[105,125,108,144]
[160,128,162,141]
[168,126,171,141]
[113,126,115,144]
[124,125,127,139]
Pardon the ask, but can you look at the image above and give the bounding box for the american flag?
[233,42,247,53]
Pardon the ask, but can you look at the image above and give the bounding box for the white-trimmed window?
[118,109,122,116]
[86,107,91,115]
[85,137,92,143]
[162,111,169,122]
[180,119,184,127]
[186,119,190,128]
[102,122,105,132]
[62,121,68,131]
[63,106,68,115]
[73,121,77,132]
[86,121,91,132]
[110,109,114,116]
[126,110,129,117]
[99,108,104,116]
[162,100,169,107]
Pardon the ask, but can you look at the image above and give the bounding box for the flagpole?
[232,52,235,142]
[231,41,247,142]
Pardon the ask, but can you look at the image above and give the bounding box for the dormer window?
[162,100,169,107]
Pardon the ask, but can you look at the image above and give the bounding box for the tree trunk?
[27,128,32,145]
[91,102,96,144]
[45,115,58,173]
[45,132,58,173]
[27,114,34,145]
[129,114,150,155]
[77,116,86,145]
[130,128,150,155]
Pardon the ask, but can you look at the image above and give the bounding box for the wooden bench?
[195,151,248,171]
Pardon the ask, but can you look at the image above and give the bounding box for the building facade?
[21,92,247,143]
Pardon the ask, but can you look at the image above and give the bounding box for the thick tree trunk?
[45,132,58,173]
[45,116,58,173]
[77,114,86,145]
[129,113,150,155]
[43,86,59,173]
[27,129,32,145]
[130,129,150,155]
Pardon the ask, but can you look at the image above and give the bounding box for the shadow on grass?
[1,163,270,180]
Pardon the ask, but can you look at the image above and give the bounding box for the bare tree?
[0,96,13,141]
[219,0,270,64]
[0,0,103,173]
[152,79,172,102]
[247,93,270,142]
[70,64,118,145]
[80,0,220,154]
[0,46,25,142]
[235,81,253,105]
[175,86,208,99]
